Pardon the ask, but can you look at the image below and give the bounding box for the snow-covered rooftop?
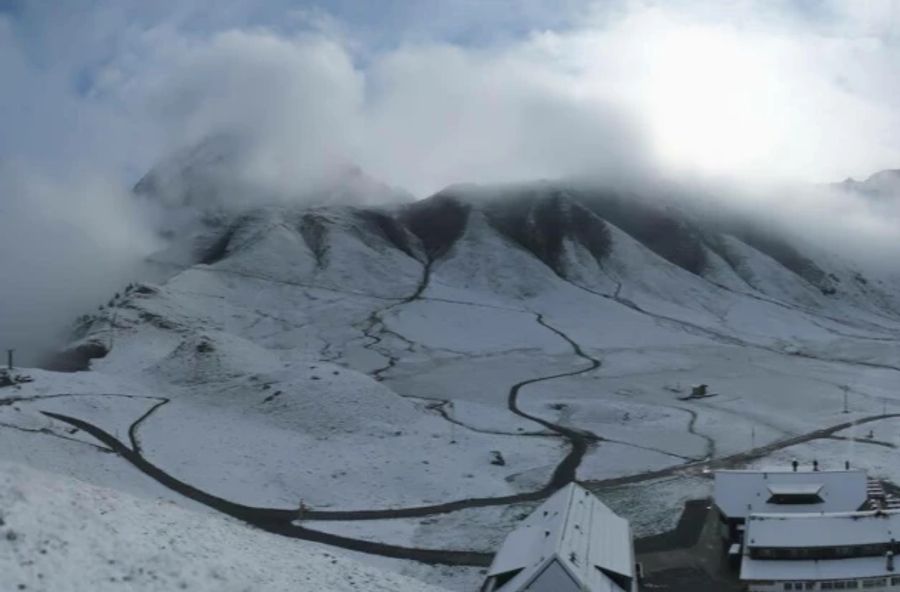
[714,469,868,520]
[483,482,636,592]
[746,510,900,549]
[741,554,899,582]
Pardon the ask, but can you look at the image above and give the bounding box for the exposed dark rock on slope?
[125,137,900,323]
[41,340,109,373]
[353,210,419,261]
[718,224,834,294]
[399,192,471,260]
[159,178,885,307]
[565,188,707,275]
[134,133,875,301]
[299,214,330,268]
[482,190,611,277]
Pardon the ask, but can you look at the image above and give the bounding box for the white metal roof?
[741,554,899,582]
[714,469,868,520]
[484,483,636,592]
[746,510,900,549]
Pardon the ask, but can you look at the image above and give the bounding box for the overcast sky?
[3,0,900,194]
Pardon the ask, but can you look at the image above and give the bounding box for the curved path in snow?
[29,288,900,565]
[40,410,493,567]
[33,274,613,566]
[32,284,900,567]
[359,256,606,489]
[26,260,900,566]
[506,313,601,489]
[583,412,900,489]
[40,408,900,567]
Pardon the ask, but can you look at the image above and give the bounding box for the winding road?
[38,406,900,567]
[11,254,900,568]
[28,297,900,567]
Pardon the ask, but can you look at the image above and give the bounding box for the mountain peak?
[835,168,900,199]
[133,133,413,237]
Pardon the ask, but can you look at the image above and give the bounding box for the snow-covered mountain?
[6,168,900,591]
[134,133,414,238]
[836,168,900,200]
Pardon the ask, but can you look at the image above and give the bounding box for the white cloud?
[101,24,647,197]
[0,162,160,362]
[144,29,367,194]
[8,1,900,189]
[514,2,900,181]
[360,43,647,193]
[86,1,900,193]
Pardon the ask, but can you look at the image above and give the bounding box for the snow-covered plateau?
[3,176,900,591]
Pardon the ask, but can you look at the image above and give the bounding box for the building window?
[767,493,824,504]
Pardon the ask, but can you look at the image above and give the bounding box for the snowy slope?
[5,174,900,591]
[0,460,449,592]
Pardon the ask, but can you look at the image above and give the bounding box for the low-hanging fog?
[2,0,900,363]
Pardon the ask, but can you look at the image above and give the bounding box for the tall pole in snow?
[6,349,13,370]
[842,385,850,414]
[109,310,117,350]
[448,401,456,444]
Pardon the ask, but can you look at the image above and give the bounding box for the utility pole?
[448,401,457,444]
[109,310,118,350]
[6,349,13,370]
